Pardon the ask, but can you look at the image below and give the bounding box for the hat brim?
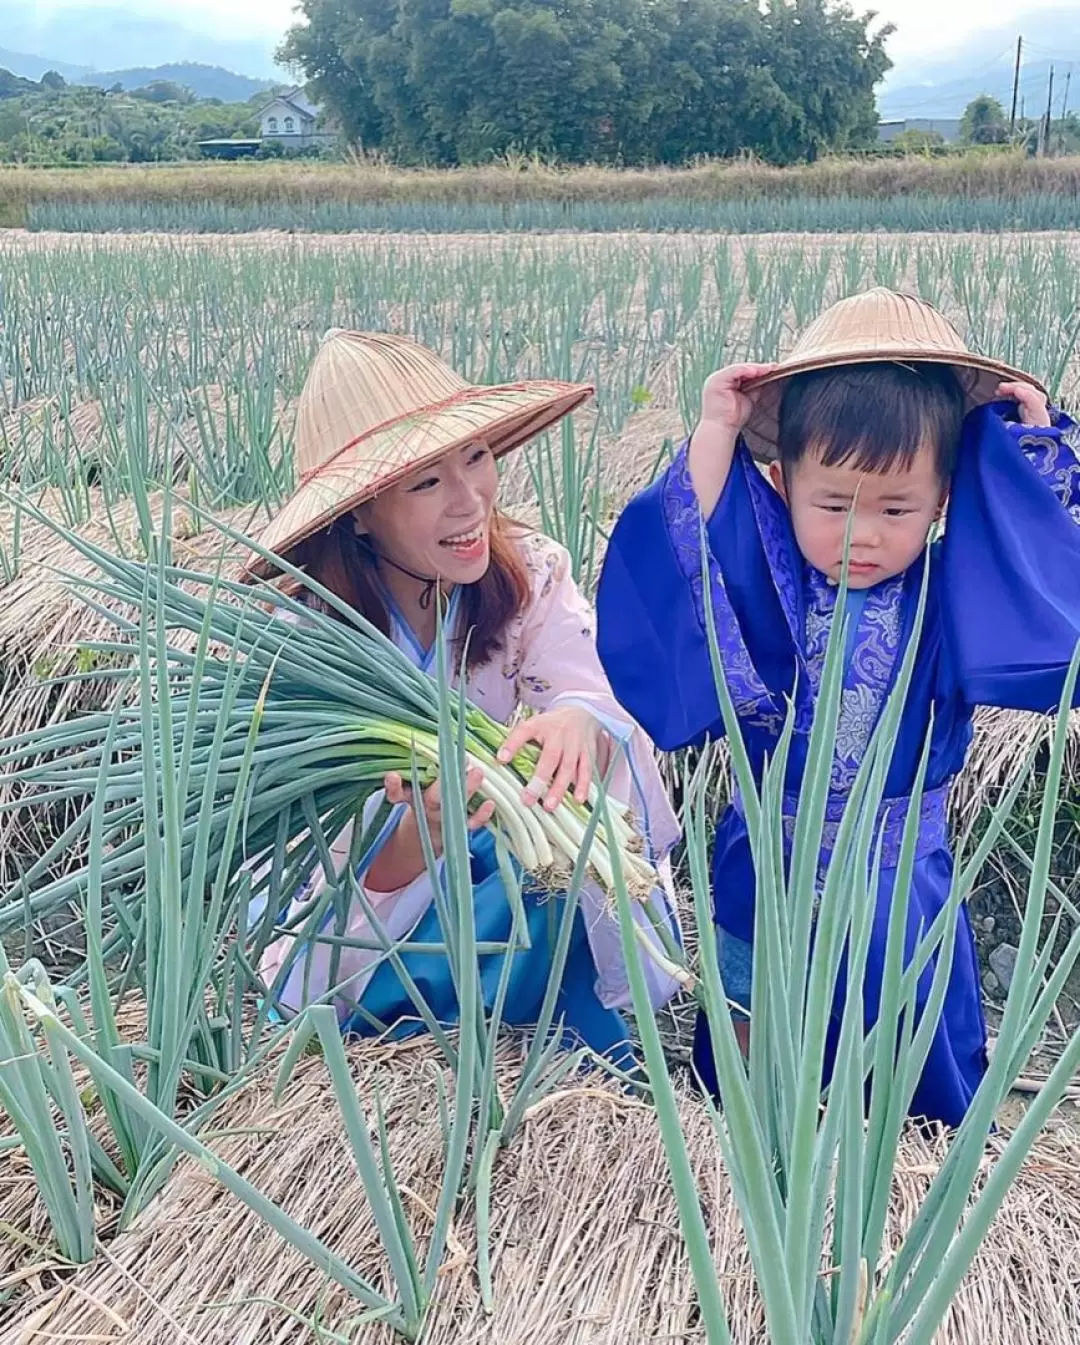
[741,350,1047,461]
[243,379,593,581]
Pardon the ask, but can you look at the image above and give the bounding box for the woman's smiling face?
[353,441,500,585]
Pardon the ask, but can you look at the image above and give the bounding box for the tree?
[0,68,46,100]
[757,0,892,161]
[278,0,392,154]
[131,80,196,105]
[280,0,894,166]
[891,129,944,152]
[959,94,1008,145]
[0,85,260,164]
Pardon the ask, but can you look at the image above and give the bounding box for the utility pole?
[1042,64,1055,156]
[1009,35,1023,133]
[1060,67,1072,154]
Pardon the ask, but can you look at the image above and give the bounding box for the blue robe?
[596,402,1080,1126]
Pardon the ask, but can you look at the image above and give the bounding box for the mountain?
[0,66,49,99]
[0,5,286,82]
[880,6,1080,121]
[0,47,88,83]
[81,64,274,103]
[0,50,275,103]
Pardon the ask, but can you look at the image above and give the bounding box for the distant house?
[256,86,337,149]
[878,118,963,145]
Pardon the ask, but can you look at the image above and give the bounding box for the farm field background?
[3,153,1080,231]
[2,220,1080,1341]
[2,223,1079,965]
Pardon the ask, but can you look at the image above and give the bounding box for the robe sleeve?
[596,441,797,752]
[943,402,1080,711]
[257,793,443,1021]
[513,534,684,1010]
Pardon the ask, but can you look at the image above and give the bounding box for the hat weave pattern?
[742,288,1046,459]
[245,332,592,579]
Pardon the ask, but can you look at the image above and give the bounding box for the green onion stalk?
[0,506,678,985]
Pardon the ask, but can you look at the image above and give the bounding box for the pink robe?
[260,529,682,1020]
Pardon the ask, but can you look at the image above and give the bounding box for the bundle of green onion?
[0,518,666,961]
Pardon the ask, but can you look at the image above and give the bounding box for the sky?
[24,0,1067,93]
[873,1,1025,64]
[29,0,1032,59]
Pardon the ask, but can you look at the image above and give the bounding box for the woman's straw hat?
[244,330,593,580]
[741,288,1047,460]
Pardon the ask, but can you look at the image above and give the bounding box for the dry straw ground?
[2,1032,1080,1344]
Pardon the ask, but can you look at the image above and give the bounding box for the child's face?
[770,441,946,588]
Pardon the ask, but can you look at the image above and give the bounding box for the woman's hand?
[496,706,609,812]
[366,767,495,893]
[998,380,1052,429]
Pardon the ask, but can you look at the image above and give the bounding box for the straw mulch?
[0,489,264,891]
[0,488,261,738]
[3,1033,1079,1345]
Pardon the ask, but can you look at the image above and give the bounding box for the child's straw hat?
[244,330,593,580]
[742,288,1047,460]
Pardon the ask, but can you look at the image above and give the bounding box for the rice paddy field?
[2,222,1080,1342]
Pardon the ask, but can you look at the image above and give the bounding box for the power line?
[1018,39,1080,62]
[881,58,1064,121]
[880,43,1017,116]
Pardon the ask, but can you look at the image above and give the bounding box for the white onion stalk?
[350,729,683,992]
[376,723,657,901]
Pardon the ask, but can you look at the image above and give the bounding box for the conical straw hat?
[741,288,1047,460]
[244,331,593,579]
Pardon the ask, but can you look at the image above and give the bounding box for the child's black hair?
[777,361,965,482]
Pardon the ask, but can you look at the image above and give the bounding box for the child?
[596,288,1080,1126]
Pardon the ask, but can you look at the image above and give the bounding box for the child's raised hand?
[690,362,779,517]
[700,363,779,436]
[998,380,1052,429]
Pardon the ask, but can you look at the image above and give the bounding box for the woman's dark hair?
[288,508,531,672]
[777,361,965,481]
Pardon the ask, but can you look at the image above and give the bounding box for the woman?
[250,329,681,1062]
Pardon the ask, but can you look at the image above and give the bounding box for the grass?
[0,227,1077,828]
[23,192,1080,234]
[2,497,1079,1341]
[2,151,1080,233]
